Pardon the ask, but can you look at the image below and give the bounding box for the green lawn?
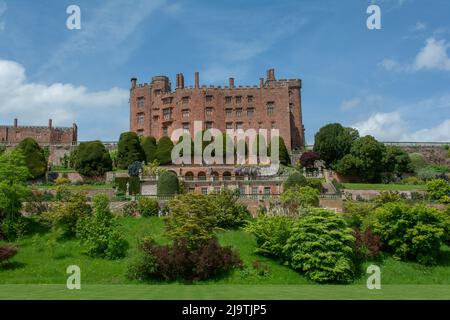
[342,183,427,191]
[36,184,113,190]
[1,217,449,299]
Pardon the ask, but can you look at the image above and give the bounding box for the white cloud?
[413,37,450,71]
[340,98,361,111]
[413,21,427,32]
[0,60,128,140]
[351,112,450,142]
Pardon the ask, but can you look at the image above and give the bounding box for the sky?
[0,0,449,143]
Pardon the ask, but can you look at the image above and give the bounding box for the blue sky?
[0,0,449,143]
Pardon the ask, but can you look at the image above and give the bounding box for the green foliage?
[417,166,445,181]
[76,194,128,259]
[138,197,159,217]
[372,202,446,265]
[40,190,91,238]
[209,189,251,229]
[128,161,142,177]
[342,201,377,230]
[313,123,358,168]
[284,209,356,283]
[114,177,129,193]
[283,171,307,191]
[129,176,140,195]
[306,178,323,192]
[141,136,157,163]
[109,149,118,169]
[280,186,320,214]
[245,215,293,261]
[157,171,179,196]
[122,200,139,217]
[383,146,412,178]
[74,140,112,177]
[117,132,145,169]
[401,176,424,185]
[155,136,174,165]
[373,190,406,206]
[426,179,450,202]
[165,193,219,249]
[269,136,290,166]
[17,138,47,180]
[0,245,18,266]
[409,153,428,172]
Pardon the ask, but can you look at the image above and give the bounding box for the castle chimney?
[194,72,199,88]
[13,118,17,128]
[179,73,184,89]
[229,77,235,88]
[48,119,52,128]
[131,77,137,89]
[267,68,275,82]
[260,78,264,88]
[176,74,180,89]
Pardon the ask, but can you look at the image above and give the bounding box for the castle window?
[289,103,293,112]
[137,113,144,125]
[236,108,242,117]
[247,108,254,117]
[201,187,208,195]
[205,107,213,116]
[205,122,213,130]
[162,127,168,136]
[226,122,233,129]
[225,96,232,104]
[266,102,274,115]
[271,121,276,129]
[182,96,189,104]
[137,129,144,136]
[247,95,253,104]
[236,122,243,130]
[154,89,162,96]
[163,108,172,120]
[225,109,232,117]
[138,97,144,110]
[205,95,213,104]
[162,97,172,104]
[235,96,242,104]
[182,109,190,119]
[182,122,190,131]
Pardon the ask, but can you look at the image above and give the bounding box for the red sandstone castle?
[0,118,77,145]
[130,69,305,150]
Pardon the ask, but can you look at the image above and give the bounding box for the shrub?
[129,176,140,195]
[76,194,128,259]
[426,179,450,202]
[23,190,50,215]
[283,171,307,191]
[306,178,323,192]
[55,176,70,185]
[138,197,159,217]
[141,136,157,163]
[353,228,381,261]
[122,200,139,217]
[209,189,251,229]
[155,136,174,165]
[128,237,242,282]
[117,132,145,169]
[284,209,356,283]
[409,153,428,172]
[114,176,129,193]
[245,215,293,261]
[418,166,444,181]
[157,171,179,196]
[373,190,406,206]
[74,141,112,177]
[280,186,320,214]
[401,176,424,185]
[0,245,18,265]
[17,138,47,180]
[128,161,143,177]
[1,217,27,241]
[372,202,446,265]
[40,191,91,238]
[299,151,320,170]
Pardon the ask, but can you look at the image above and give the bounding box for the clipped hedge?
[157,171,179,196]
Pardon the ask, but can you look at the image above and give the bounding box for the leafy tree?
[373,202,446,265]
[165,193,219,249]
[284,209,356,283]
[155,136,174,165]
[138,197,159,217]
[157,171,179,196]
[269,136,290,166]
[209,189,251,229]
[383,146,412,178]
[336,135,385,182]
[17,138,47,180]
[280,186,320,214]
[117,132,145,169]
[426,179,450,202]
[128,161,143,177]
[409,153,428,173]
[76,193,128,259]
[313,123,358,168]
[141,136,157,163]
[299,151,320,170]
[283,171,307,191]
[74,141,112,177]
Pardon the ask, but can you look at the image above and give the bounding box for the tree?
[426,179,450,202]
[409,153,428,173]
[283,171,307,191]
[117,132,145,169]
[313,123,358,168]
[284,209,356,283]
[74,141,112,177]
[141,136,157,163]
[209,189,251,229]
[299,151,320,171]
[17,138,47,180]
[269,136,290,166]
[155,136,174,165]
[280,186,320,214]
[336,135,385,182]
[157,171,179,196]
[383,146,412,178]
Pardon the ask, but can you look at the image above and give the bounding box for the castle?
[0,118,77,145]
[129,69,305,150]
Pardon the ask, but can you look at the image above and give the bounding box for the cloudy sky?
[0,0,449,143]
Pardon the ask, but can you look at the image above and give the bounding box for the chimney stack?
[176,74,180,89]
[131,77,137,89]
[179,73,184,89]
[48,119,52,128]
[13,118,18,128]
[194,72,199,88]
[260,78,264,88]
[266,68,275,83]
[229,77,235,88]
